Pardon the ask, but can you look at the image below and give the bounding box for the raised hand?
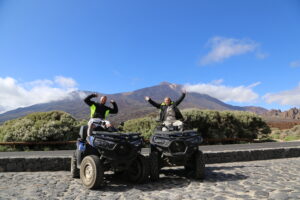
[92,93,98,97]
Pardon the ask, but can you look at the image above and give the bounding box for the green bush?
[0,109,273,150]
[0,111,80,142]
[123,117,157,139]
[123,109,271,141]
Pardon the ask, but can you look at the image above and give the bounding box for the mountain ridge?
[0,82,268,124]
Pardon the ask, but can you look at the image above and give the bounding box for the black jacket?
[147,93,185,122]
[84,94,118,119]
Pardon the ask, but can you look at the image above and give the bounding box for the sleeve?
[109,102,118,114]
[84,94,97,106]
[174,92,186,106]
[148,98,161,109]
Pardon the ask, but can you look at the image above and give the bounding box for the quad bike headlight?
[186,136,202,144]
[153,137,169,145]
[94,138,116,149]
[131,135,139,139]
[188,132,197,136]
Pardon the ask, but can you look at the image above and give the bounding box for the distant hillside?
[263,107,300,121]
[0,82,267,124]
[259,108,300,130]
[243,106,268,115]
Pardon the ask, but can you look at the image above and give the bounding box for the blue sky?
[0,0,300,112]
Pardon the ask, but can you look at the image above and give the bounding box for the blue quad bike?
[71,123,149,189]
[149,124,205,181]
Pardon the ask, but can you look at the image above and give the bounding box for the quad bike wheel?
[184,150,205,179]
[194,150,205,179]
[149,151,160,181]
[80,155,104,189]
[126,154,149,183]
[71,151,80,178]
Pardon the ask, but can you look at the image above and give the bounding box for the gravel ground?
[1,157,300,200]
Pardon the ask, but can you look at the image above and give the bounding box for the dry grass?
[269,125,300,141]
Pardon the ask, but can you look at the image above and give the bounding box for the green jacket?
[84,94,118,119]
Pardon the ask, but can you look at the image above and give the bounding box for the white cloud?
[256,52,269,59]
[184,81,260,103]
[248,82,261,88]
[290,60,300,68]
[55,76,77,88]
[22,79,54,90]
[200,37,259,66]
[263,83,300,106]
[0,76,78,113]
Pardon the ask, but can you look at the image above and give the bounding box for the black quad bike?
[149,124,205,181]
[71,123,149,189]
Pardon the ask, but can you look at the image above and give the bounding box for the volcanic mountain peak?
[159,81,180,90]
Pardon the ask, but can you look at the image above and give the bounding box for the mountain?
[0,82,267,124]
[243,106,268,115]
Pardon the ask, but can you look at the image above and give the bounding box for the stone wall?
[1,147,300,172]
[0,157,70,172]
[204,147,300,164]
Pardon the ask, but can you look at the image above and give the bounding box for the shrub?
[0,111,80,142]
[184,109,270,140]
[123,117,157,139]
[123,109,271,141]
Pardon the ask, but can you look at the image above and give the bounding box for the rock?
[254,191,269,198]
[269,192,289,200]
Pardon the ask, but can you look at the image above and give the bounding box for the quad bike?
[149,123,205,181]
[71,122,149,189]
